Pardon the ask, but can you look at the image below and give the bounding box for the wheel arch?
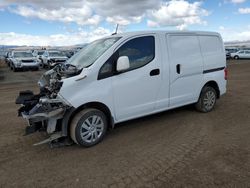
[202,80,220,99]
[234,55,239,59]
[61,101,114,137]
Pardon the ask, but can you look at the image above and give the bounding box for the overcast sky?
[0,0,250,46]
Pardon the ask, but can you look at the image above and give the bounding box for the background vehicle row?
[0,49,73,71]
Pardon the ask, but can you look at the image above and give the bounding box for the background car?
[41,50,68,68]
[230,50,250,59]
[33,50,45,59]
[62,50,75,58]
[225,48,238,59]
[225,50,231,59]
[33,50,45,66]
[5,51,13,66]
[9,51,40,71]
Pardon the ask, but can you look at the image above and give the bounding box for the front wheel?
[195,86,217,113]
[70,108,108,147]
[234,55,239,60]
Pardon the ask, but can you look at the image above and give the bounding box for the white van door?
[112,35,162,121]
[167,34,203,107]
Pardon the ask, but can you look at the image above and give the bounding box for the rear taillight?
[224,68,228,80]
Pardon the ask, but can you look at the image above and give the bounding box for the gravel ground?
[0,60,250,187]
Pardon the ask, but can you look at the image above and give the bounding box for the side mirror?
[116,56,130,72]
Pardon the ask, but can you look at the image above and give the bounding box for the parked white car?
[41,50,68,68]
[9,51,40,71]
[33,50,45,63]
[16,31,227,147]
[230,50,250,59]
[5,51,12,66]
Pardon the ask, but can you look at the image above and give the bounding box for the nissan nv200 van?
[16,31,227,147]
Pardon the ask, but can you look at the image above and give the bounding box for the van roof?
[110,30,221,38]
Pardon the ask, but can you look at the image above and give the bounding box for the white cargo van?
[16,31,227,147]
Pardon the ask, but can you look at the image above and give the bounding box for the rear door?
[238,51,245,58]
[167,34,203,107]
[242,50,250,58]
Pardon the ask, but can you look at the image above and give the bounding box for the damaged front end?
[16,64,80,146]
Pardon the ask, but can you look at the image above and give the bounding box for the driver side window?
[98,36,155,80]
[118,36,155,71]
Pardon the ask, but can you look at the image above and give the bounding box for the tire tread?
[70,108,107,147]
[195,86,216,113]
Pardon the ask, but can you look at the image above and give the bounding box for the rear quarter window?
[199,36,223,54]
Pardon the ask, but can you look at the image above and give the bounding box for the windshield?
[37,51,44,55]
[14,52,33,58]
[49,52,65,57]
[67,37,121,68]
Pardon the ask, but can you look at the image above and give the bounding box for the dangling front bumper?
[16,90,71,146]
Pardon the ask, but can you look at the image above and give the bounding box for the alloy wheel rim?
[80,115,104,143]
[203,91,216,110]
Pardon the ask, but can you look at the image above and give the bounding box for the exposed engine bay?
[16,64,81,147]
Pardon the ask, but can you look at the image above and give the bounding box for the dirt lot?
[0,60,250,187]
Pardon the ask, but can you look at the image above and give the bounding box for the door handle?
[150,69,160,76]
[176,64,181,74]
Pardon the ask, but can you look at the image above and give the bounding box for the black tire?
[70,108,108,147]
[13,66,17,72]
[39,63,43,69]
[195,86,217,113]
[234,55,239,60]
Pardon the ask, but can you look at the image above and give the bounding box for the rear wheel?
[195,86,217,113]
[234,55,239,60]
[70,108,108,147]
